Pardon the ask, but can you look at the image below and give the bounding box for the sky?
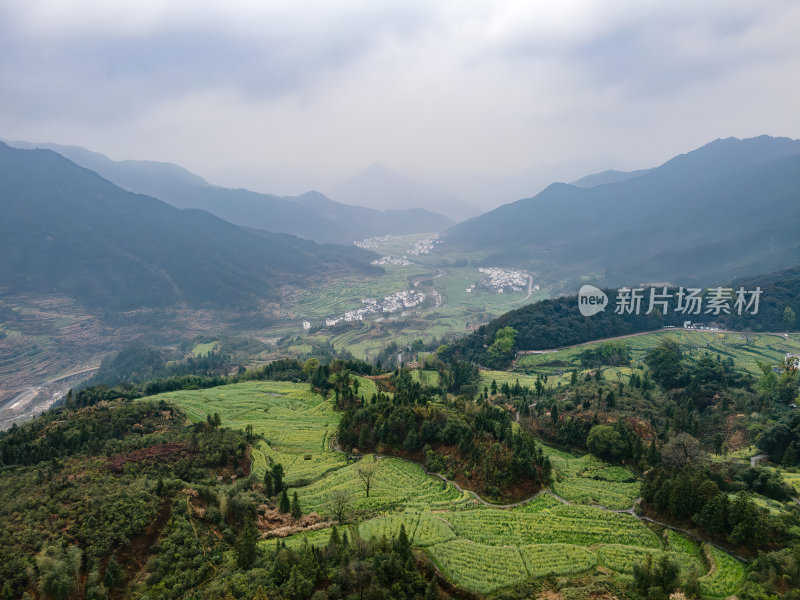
[1,0,799,205]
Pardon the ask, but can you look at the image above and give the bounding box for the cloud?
[1,0,798,199]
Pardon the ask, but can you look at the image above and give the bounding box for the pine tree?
[279,489,290,513]
[272,463,285,494]
[290,492,302,520]
[156,476,164,497]
[263,470,274,496]
[235,513,258,569]
[425,578,440,600]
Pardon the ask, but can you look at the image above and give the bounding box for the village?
[323,289,426,327]
[370,255,411,266]
[408,235,441,255]
[466,267,532,294]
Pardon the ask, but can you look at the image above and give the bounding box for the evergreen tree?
[263,470,274,496]
[279,489,290,513]
[290,492,302,520]
[272,463,285,493]
[235,512,259,569]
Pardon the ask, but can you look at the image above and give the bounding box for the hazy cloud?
[1,0,799,202]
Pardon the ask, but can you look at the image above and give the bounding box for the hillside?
[445,136,800,288]
[444,262,800,367]
[4,141,454,244]
[0,143,377,311]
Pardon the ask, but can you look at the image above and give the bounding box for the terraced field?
[295,456,473,514]
[150,381,745,596]
[282,496,718,595]
[543,445,641,510]
[148,381,345,484]
[516,330,800,378]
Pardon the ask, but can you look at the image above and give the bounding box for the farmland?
[543,445,641,510]
[148,381,345,484]
[149,381,745,596]
[515,330,800,381]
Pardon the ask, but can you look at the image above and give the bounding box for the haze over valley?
[2,3,800,600]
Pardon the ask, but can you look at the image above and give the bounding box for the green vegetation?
[516,330,800,378]
[543,446,640,510]
[148,381,345,484]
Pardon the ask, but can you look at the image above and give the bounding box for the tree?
[587,424,625,461]
[425,578,440,600]
[36,545,81,600]
[784,306,796,330]
[303,357,320,377]
[644,340,685,389]
[263,470,274,496]
[661,433,707,471]
[330,489,352,523]
[271,463,284,493]
[103,556,122,588]
[357,457,377,498]
[279,489,290,513]
[235,512,259,569]
[290,492,302,520]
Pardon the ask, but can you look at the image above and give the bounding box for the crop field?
[516,330,800,377]
[479,370,547,393]
[294,456,473,515]
[443,504,660,548]
[411,369,440,387]
[700,545,745,597]
[149,380,745,596]
[543,445,640,510]
[147,381,345,484]
[191,340,218,357]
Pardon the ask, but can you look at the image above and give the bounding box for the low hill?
[443,262,800,367]
[0,143,377,311]
[4,141,454,244]
[445,136,800,288]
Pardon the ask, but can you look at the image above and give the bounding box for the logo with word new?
[578,285,608,317]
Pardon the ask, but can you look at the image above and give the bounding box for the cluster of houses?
[354,235,393,250]
[323,289,426,327]
[468,267,531,294]
[370,255,411,266]
[408,235,441,255]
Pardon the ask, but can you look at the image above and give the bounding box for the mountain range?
[3,141,453,245]
[327,163,479,221]
[445,135,800,289]
[0,142,378,311]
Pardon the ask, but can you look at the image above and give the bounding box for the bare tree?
[357,458,377,498]
[662,433,707,470]
[330,489,353,523]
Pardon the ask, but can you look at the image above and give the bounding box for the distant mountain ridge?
[0,142,377,311]
[3,141,453,244]
[328,163,479,221]
[445,136,800,288]
[570,168,653,188]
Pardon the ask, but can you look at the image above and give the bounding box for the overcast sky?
[2,0,799,201]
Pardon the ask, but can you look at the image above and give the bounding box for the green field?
[411,369,440,387]
[148,381,345,484]
[150,381,744,596]
[191,340,219,357]
[543,445,641,510]
[516,330,800,379]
